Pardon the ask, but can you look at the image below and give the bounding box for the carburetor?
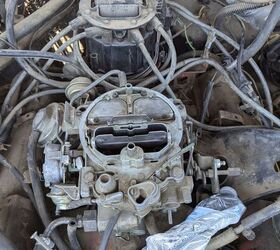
[33,85,194,234]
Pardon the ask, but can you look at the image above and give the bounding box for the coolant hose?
[214,2,268,29]
[229,0,280,69]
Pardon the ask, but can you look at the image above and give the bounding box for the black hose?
[99,212,121,250]
[0,154,37,208]
[0,0,68,49]
[0,89,65,136]
[29,0,76,50]
[5,0,72,88]
[214,2,267,29]
[0,0,5,24]
[28,131,68,250]
[167,1,274,116]
[67,223,82,250]
[200,76,216,123]
[44,217,75,237]
[229,0,280,68]
[186,111,263,131]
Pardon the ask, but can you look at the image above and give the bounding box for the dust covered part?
[0,0,280,249]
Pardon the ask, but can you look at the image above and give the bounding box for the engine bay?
[0,0,280,249]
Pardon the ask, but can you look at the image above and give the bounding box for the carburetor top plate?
[78,85,185,178]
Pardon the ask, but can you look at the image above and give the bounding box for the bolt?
[113,92,119,98]
[242,229,256,241]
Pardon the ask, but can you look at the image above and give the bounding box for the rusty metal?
[197,128,280,202]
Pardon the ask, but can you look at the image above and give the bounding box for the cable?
[99,212,121,250]
[130,29,176,98]
[21,31,88,96]
[151,18,177,93]
[172,58,280,126]
[0,154,36,208]
[0,25,74,140]
[32,32,87,74]
[167,1,273,115]
[186,112,263,131]
[201,74,217,123]
[0,49,76,64]
[0,0,68,49]
[5,0,73,88]
[28,131,68,250]
[21,25,74,97]
[214,39,273,116]
[137,58,199,87]
[0,89,65,136]
[1,72,24,117]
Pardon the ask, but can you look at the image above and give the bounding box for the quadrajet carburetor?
[33,84,194,234]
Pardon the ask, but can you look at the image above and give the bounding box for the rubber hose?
[166,1,273,115]
[0,89,65,136]
[44,217,75,237]
[0,49,75,64]
[99,212,121,250]
[214,2,267,29]
[67,223,82,250]
[5,0,72,88]
[0,0,67,49]
[229,0,280,68]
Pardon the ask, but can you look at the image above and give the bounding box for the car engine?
[0,0,280,249]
